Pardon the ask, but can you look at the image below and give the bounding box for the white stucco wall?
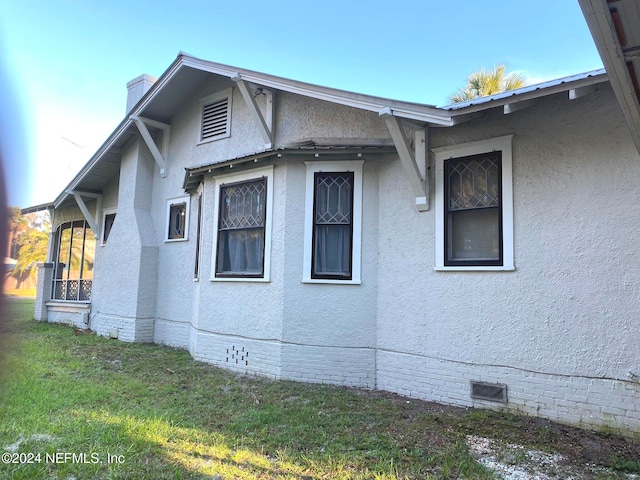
[90,140,158,342]
[376,85,640,436]
[41,70,640,437]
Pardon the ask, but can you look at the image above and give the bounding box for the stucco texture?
[376,85,640,382]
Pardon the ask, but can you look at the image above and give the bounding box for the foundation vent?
[226,346,249,366]
[470,381,507,403]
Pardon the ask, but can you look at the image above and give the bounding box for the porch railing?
[52,279,93,302]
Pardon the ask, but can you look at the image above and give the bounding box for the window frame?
[303,160,363,284]
[210,165,274,282]
[197,88,232,145]
[165,195,190,242]
[101,208,117,246]
[433,135,514,271]
[193,185,204,281]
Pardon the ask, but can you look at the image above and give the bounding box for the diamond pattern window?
[312,172,354,279]
[216,178,267,277]
[434,135,514,270]
[445,152,502,266]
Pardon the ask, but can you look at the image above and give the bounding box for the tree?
[7,207,28,258]
[9,211,50,289]
[448,64,527,104]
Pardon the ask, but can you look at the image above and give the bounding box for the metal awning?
[183,138,396,191]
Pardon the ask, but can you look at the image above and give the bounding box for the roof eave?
[578,0,640,153]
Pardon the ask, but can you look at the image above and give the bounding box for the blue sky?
[1,0,602,207]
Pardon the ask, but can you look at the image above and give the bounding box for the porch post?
[34,263,53,321]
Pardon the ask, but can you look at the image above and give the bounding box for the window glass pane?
[220,180,265,229]
[103,213,116,243]
[313,224,351,276]
[83,226,95,280]
[168,203,186,239]
[448,155,500,210]
[315,174,352,224]
[57,225,71,279]
[449,208,500,261]
[68,224,85,280]
[217,228,264,274]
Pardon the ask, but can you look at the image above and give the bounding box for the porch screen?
[53,220,95,301]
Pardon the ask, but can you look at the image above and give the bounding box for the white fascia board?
[446,74,608,118]
[180,55,454,126]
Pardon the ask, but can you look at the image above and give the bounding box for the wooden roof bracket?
[569,85,596,100]
[503,99,537,114]
[130,115,171,177]
[379,107,429,211]
[66,190,102,239]
[232,73,274,149]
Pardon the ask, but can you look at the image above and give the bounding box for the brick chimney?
[126,74,156,113]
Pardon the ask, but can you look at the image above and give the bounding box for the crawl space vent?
[470,381,507,403]
[226,346,248,366]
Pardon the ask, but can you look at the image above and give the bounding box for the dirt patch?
[352,388,640,478]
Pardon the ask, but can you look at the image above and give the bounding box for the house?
[27,3,640,438]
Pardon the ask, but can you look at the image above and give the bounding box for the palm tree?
[11,216,50,289]
[448,64,527,104]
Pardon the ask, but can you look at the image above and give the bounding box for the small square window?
[165,196,190,242]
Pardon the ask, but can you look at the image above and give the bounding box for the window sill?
[165,238,188,243]
[210,277,270,283]
[197,135,229,146]
[302,278,362,285]
[434,266,515,272]
[46,300,91,308]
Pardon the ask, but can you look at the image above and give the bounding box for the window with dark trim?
[167,202,187,240]
[444,152,502,266]
[215,177,267,277]
[311,172,354,280]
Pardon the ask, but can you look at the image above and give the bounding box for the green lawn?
[0,299,638,479]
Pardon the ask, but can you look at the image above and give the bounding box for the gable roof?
[43,53,612,211]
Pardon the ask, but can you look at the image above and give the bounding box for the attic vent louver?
[201,97,230,141]
[470,381,507,403]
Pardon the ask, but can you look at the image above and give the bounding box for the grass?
[2,289,35,298]
[0,299,638,479]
